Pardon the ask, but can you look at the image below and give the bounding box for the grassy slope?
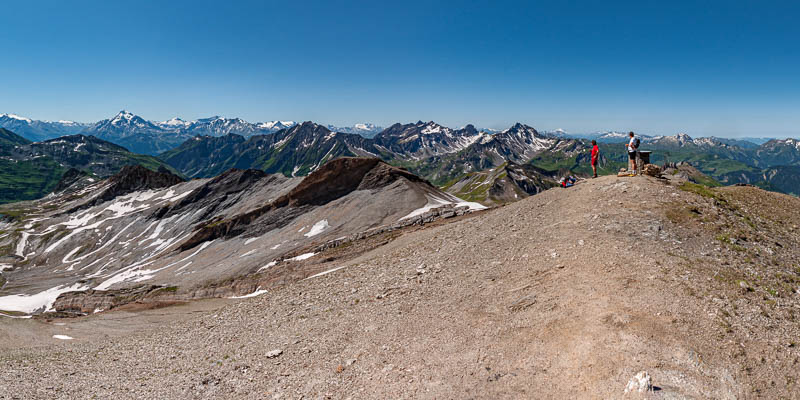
[0,129,181,204]
[0,158,66,203]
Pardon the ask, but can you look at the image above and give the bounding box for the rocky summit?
[1,169,798,398]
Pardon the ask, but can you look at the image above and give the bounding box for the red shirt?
[591,145,599,163]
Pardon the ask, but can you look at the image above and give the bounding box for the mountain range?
[0,111,385,155]
[2,111,800,206]
[0,128,176,204]
[159,121,584,189]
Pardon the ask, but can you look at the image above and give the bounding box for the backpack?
[633,137,640,149]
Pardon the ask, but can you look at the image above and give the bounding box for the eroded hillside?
[0,158,484,315]
[1,174,798,398]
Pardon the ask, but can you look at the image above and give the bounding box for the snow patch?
[400,193,486,220]
[257,261,277,272]
[290,253,316,261]
[95,240,213,290]
[0,312,32,319]
[229,288,268,299]
[15,232,29,257]
[0,283,88,313]
[303,266,346,280]
[304,220,329,237]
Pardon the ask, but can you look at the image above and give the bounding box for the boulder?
[642,164,662,177]
[624,371,653,394]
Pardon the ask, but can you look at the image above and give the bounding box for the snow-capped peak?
[110,110,136,124]
[421,122,444,135]
[159,117,192,127]
[1,113,33,123]
[782,138,800,150]
[501,122,538,136]
[258,120,296,130]
[116,110,134,119]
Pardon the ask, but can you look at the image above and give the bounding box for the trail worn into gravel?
[2,175,799,399]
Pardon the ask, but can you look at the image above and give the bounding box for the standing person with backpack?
[590,139,599,178]
[626,131,639,176]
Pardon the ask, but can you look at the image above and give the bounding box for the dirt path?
[1,175,797,399]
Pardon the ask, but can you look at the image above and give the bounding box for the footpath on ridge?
[2,175,799,399]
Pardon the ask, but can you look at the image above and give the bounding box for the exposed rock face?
[52,168,90,193]
[161,122,382,179]
[493,163,559,198]
[155,168,272,220]
[79,165,184,210]
[284,157,430,206]
[177,158,434,251]
[53,285,177,314]
[373,121,481,158]
[642,163,662,177]
[0,155,478,313]
[445,162,558,206]
[661,162,719,186]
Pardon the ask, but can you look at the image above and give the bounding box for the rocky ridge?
[1,174,798,398]
[0,157,483,315]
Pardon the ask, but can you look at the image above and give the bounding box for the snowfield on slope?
[400,193,486,220]
[304,220,329,237]
[0,283,88,314]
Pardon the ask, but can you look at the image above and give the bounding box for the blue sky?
[1,0,798,137]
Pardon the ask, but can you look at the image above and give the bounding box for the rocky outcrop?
[311,204,474,253]
[642,164,662,177]
[155,168,272,220]
[72,165,184,211]
[52,168,90,193]
[177,158,434,251]
[661,162,720,186]
[52,285,180,314]
[624,371,653,394]
[492,162,558,199]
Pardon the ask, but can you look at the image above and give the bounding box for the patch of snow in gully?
[290,253,315,261]
[0,283,88,313]
[304,220,329,237]
[400,193,486,220]
[303,266,346,280]
[229,288,269,299]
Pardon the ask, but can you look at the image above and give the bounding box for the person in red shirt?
[590,139,599,178]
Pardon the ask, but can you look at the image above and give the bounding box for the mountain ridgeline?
[0,110,382,155]
[160,121,585,192]
[0,128,177,204]
[3,110,800,205]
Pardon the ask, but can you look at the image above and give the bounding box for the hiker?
[590,139,599,178]
[625,131,639,176]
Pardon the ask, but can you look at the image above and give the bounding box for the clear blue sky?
[2,0,798,137]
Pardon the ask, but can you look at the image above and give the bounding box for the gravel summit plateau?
[1,168,799,399]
